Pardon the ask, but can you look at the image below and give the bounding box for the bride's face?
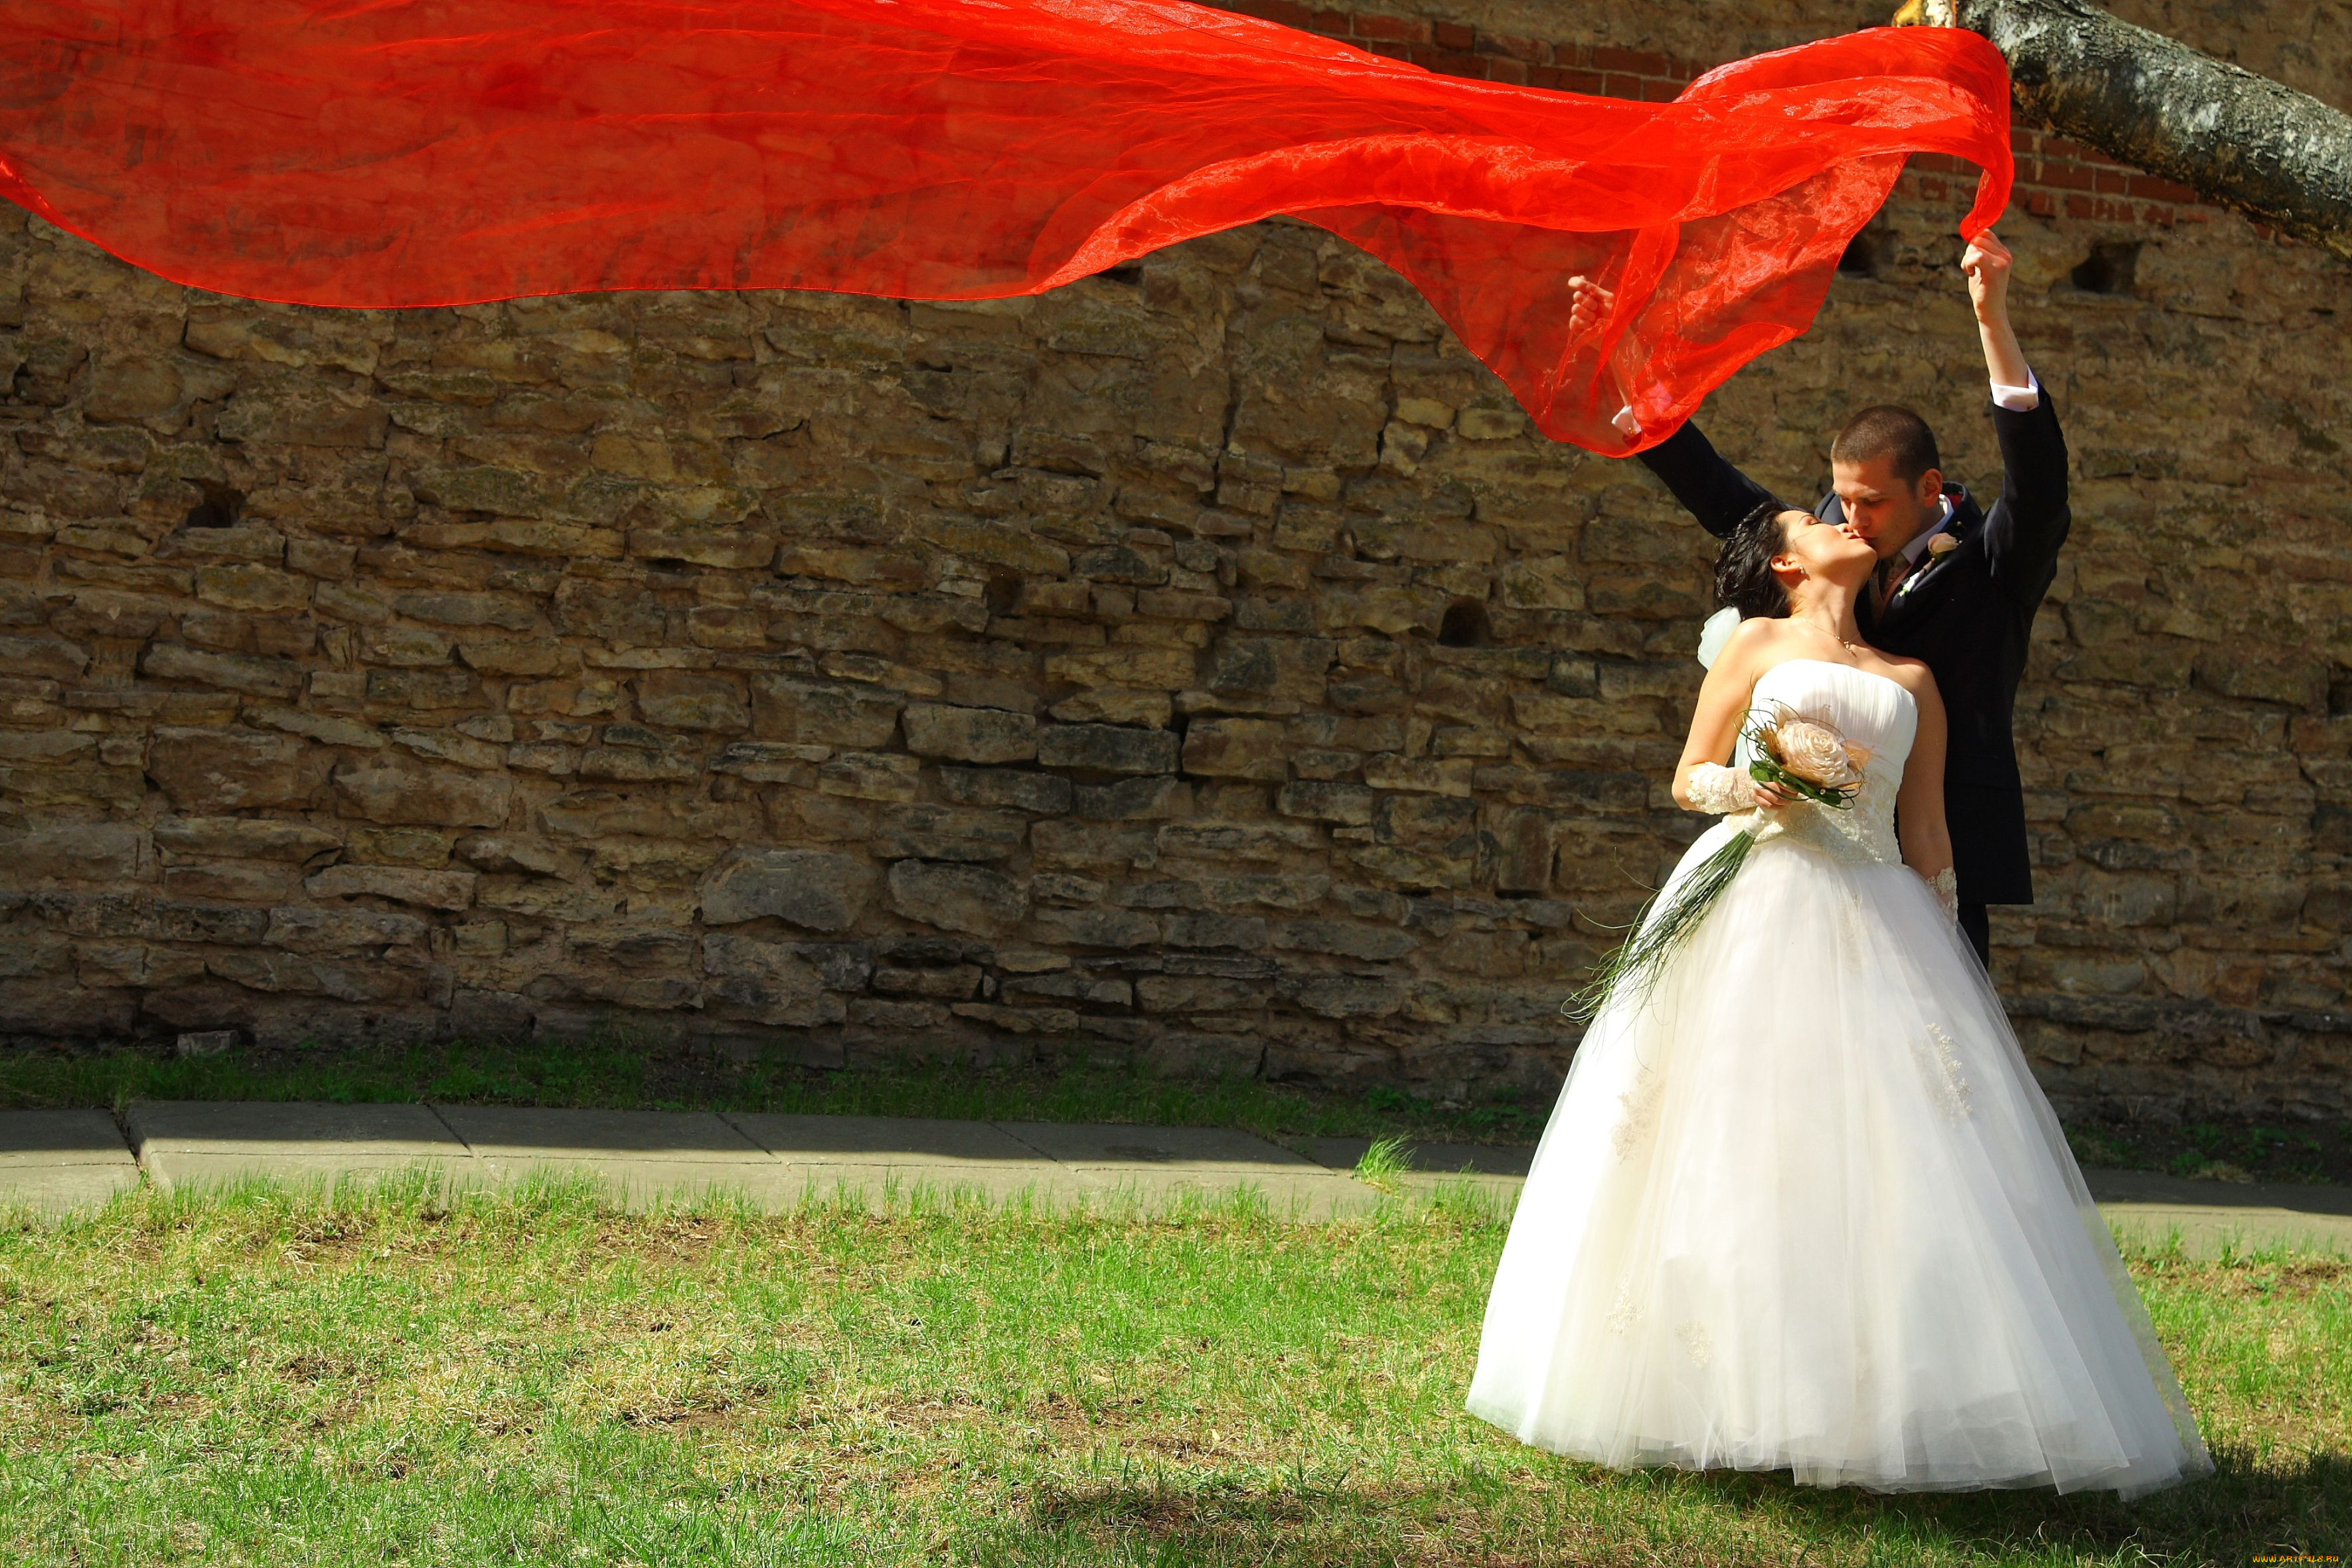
[1773,510,1875,589]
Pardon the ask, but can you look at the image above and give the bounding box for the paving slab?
[2082,1166,2352,1215]
[2082,1166,2352,1259]
[996,1121,1318,1170]
[988,1123,1375,1215]
[728,1115,1109,1211]
[726,1113,1042,1166]
[0,1164,144,1213]
[0,1109,133,1166]
[428,1109,783,1209]
[0,1110,139,1214]
[127,1101,478,1193]
[91,1105,2352,1243]
[439,1106,766,1161]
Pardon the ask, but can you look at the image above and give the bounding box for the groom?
[1596,231,2069,967]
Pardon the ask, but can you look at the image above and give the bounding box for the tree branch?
[1899,0,2352,261]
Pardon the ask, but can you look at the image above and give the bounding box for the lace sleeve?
[1684,763,1755,816]
[1926,866,1958,923]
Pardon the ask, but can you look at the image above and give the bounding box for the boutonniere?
[1893,530,1960,602]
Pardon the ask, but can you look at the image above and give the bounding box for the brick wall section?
[1922,132,2219,234]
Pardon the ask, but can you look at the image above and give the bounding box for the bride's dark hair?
[1713,499,1796,619]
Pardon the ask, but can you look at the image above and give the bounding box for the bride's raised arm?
[1896,671,1954,884]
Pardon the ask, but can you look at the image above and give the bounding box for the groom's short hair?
[1832,405,1940,484]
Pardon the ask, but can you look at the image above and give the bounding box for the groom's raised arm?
[1983,394,2069,592]
[1964,232,2071,597]
[1634,420,1786,540]
[1562,272,1787,540]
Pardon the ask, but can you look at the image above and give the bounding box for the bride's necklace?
[1802,617,1866,659]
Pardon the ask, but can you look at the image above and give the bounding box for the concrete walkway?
[0,1110,143,1213]
[80,1102,1486,1222]
[1,1105,2346,1255]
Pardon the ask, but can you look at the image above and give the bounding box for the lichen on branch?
[1900,0,2352,260]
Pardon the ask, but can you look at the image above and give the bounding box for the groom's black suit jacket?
[1634,394,2071,908]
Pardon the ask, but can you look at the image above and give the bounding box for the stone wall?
[1,0,2347,1121]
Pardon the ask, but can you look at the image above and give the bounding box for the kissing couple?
[1466,232,2215,1496]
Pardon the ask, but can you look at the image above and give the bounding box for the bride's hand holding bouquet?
[1744,707,1872,811]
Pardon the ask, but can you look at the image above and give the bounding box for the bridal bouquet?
[1567,704,1870,1020]
[1739,706,1870,809]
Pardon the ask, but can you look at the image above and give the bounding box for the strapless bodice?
[1734,659,1918,868]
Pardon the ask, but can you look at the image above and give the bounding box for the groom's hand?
[1961,230,2013,323]
[1568,274,1642,438]
[1565,274,1615,337]
[1961,228,2034,394]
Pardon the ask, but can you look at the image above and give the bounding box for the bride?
[1466,502,2214,1497]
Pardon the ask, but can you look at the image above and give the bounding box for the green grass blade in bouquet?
[1565,701,1868,1022]
[1564,827,1756,1022]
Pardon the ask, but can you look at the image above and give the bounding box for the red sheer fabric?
[0,1,2009,453]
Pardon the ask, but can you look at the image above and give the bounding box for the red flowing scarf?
[0,1,2010,454]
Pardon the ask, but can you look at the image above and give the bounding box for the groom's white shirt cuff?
[1989,368,2041,411]
[1611,368,2038,439]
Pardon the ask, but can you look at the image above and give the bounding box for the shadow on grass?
[1000,1474,1531,1568]
[1711,1444,2346,1556]
[1004,1447,2351,1565]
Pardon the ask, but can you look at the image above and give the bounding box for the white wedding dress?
[1467,659,2213,1498]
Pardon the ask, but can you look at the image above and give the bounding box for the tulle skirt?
[1466,824,2214,1497]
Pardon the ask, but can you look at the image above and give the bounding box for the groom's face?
[1830,455,1944,560]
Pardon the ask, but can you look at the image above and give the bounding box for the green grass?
[0,1176,2343,1565]
[1353,1135,1415,1192]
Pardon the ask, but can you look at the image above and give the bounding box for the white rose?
[1772,716,1860,790]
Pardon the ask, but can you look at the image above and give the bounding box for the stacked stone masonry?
[1,0,2347,1119]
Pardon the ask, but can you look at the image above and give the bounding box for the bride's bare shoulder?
[1705,617,1804,686]
[1873,651,1940,699]
[1718,615,1796,661]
